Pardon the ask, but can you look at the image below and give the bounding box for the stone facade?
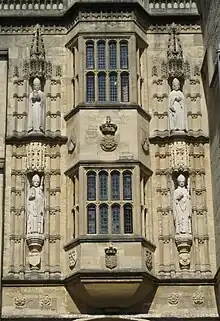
[0,1,219,320]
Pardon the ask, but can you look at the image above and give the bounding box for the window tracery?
[85,39,130,103]
[86,169,133,235]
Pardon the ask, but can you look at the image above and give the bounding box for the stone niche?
[63,235,157,309]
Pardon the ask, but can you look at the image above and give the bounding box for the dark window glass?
[87,205,96,234]
[86,73,95,102]
[120,42,128,69]
[124,204,133,233]
[109,41,117,69]
[99,171,108,201]
[121,73,129,102]
[111,171,120,200]
[86,42,94,69]
[99,204,108,234]
[98,73,106,102]
[87,171,96,200]
[112,204,120,234]
[123,171,132,200]
[98,41,106,69]
[110,73,118,102]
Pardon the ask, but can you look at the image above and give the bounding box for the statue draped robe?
[28,90,45,133]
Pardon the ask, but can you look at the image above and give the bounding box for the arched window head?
[109,72,118,102]
[99,204,108,234]
[86,41,94,69]
[120,41,128,69]
[98,41,106,69]
[124,203,133,234]
[98,72,106,102]
[121,72,129,102]
[86,73,95,102]
[87,205,96,234]
[87,171,96,200]
[111,204,120,234]
[99,171,108,201]
[109,41,117,69]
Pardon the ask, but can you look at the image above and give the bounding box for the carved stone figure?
[173,174,191,235]
[26,174,44,235]
[28,78,45,133]
[168,78,188,133]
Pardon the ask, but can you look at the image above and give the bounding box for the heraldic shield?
[105,244,117,270]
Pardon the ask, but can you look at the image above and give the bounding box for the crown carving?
[105,243,117,256]
[100,116,117,136]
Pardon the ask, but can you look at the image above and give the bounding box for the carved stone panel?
[26,142,46,172]
[105,244,117,269]
[170,141,190,171]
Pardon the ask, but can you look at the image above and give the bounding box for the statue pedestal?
[26,234,44,271]
[26,233,44,251]
[175,234,192,270]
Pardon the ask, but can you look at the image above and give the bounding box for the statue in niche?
[168,78,188,133]
[173,174,191,235]
[28,77,45,133]
[26,174,44,235]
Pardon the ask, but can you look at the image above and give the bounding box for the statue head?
[32,174,40,187]
[33,77,41,91]
[172,78,180,91]
[177,174,186,187]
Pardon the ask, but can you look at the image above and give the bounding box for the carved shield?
[105,253,117,270]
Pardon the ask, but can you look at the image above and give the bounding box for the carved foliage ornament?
[40,295,52,308]
[168,293,179,305]
[100,116,118,152]
[14,295,26,307]
[105,243,117,269]
[192,291,204,305]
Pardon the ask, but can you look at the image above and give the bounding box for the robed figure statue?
[173,174,192,235]
[168,78,188,133]
[28,77,45,133]
[26,174,44,235]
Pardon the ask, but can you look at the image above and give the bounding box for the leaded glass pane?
[99,171,108,201]
[86,42,94,69]
[123,171,132,200]
[98,73,106,102]
[121,73,129,102]
[124,204,133,233]
[120,42,128,69]
[112,205,120,234]
[86,73,95,102]
[87,171,96,200]
[87,205,96,234]
[99,205,108,234]
[111,171,120,200]
[98,41,106,69]
[109,41,117,69]
[110,73,118,102]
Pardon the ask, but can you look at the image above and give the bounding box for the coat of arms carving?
[105,243,117,269]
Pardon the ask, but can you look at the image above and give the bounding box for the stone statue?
[173,174,191,235]
[28,77,45,133]
[26,174,44,235]
[168,78,188,132]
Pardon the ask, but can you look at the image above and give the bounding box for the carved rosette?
[26,142,46,172]
[100,116,118,152]
[105,243,117,269]
[170,141,190,172]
